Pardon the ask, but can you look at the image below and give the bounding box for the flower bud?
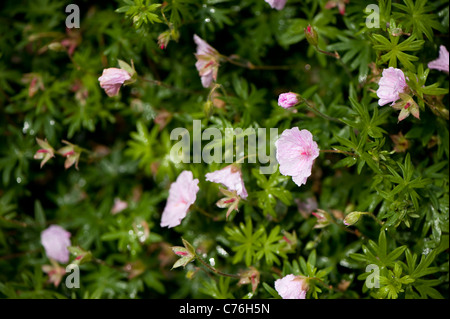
[48,42,65,52]
[304,25,319,48]
[157,31,171,50]
[343,211,367,226]
[278,92,300,109]
[203,100,213,118]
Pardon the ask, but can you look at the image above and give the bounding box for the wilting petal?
[98,68,131,97]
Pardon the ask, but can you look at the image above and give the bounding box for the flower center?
[300,150,311,157]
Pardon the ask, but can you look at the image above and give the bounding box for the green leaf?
[392,0,446,41]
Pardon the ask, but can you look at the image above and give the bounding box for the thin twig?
[222,55,292,71]
[196,256,240,279]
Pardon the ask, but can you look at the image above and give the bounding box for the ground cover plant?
[0,0,448,299]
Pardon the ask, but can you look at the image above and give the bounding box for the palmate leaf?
[254,225,286,266]
[327,35,372,80]
[372,33,424,71]
[224,216,264,267]
[164,0,195,27]
[125,121,160,174]
[116,0,162,28]
[392,0,446,41]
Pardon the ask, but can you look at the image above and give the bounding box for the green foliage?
[0,0,448,300]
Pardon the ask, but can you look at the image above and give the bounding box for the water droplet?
[209,258,215,267]
[205,18,211,23]
[16,177,22,184]
[50,120,55,125]
[22,121,30,134]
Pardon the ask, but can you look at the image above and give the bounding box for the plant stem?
[0,215,30,228]
[317,49,340,59]
[0,249,40,261]
[222,55,292,71]
[196,255,240,279]
[309,276,335,292]
[367,212,384,227]
[192,204,221,221]
[415,94,449,120]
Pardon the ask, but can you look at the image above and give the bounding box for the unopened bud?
[48,42,65,52]
[158,31,171,50]
[343,211,367,226]
[305,24,319,48]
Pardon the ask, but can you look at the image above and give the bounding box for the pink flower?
[428,45,449,73]
[278,92,299,109]
[275,128,320,187]
[111,198,128,215]
[98,68,131,97]
[265,0,287,10]
[274,274,309,299]
[160,170,200,228]
[194,34,220,88]
[205,165,248,199]
[41,225,72,264]
[376,67,408,106]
